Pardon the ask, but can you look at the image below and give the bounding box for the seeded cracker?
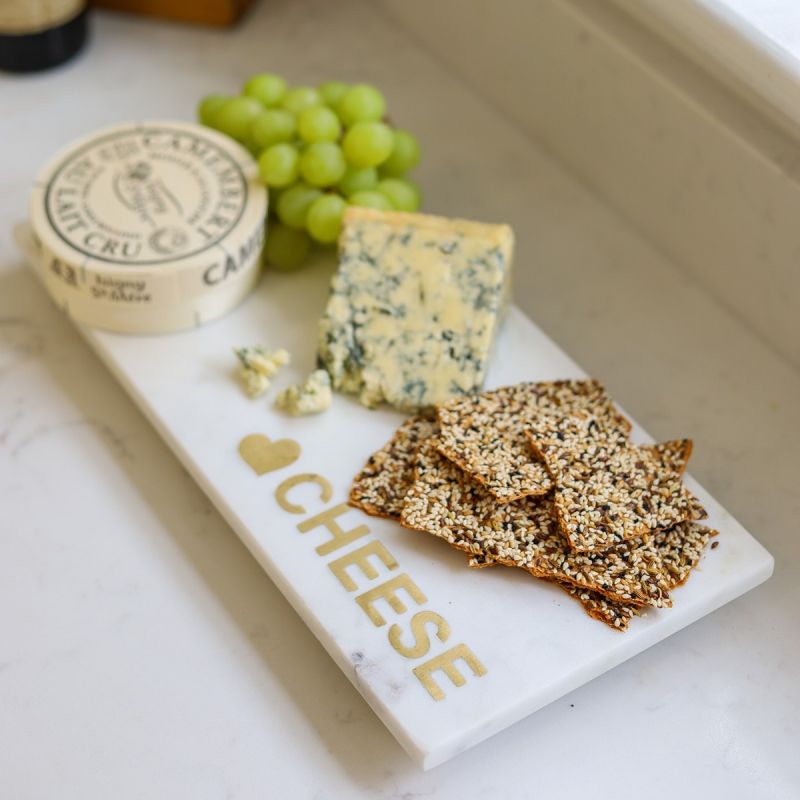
[561,585,642,631]
[349,413,438,519]
[465,523,716,630]
[528,408,630,455]
[436,380,631,503]
[475,528,715,631]
[529,434,707,552]
[401,442,672,607]
[463,549,643,629]
[462,550,642,629]
[560,521,715,629]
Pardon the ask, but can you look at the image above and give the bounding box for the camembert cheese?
[318,208,514,411]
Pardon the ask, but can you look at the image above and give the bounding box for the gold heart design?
[239,433,301,475]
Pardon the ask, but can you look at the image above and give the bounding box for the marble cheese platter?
[17,227,774,769]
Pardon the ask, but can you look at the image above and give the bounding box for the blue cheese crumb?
[276,369,332,416]
[234,346,290,398]
[241,368,270,398]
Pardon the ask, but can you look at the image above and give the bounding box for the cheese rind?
[318,208,514,411]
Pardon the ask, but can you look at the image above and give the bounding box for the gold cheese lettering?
[275,473,333,514]
[388,610,451,659]
[328,540,398,592]
[413,644,487,701]
[297,503,369,556]
[355,573,427,627]
[249,446,489,700]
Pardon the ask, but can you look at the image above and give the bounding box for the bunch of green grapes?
[197,74,421,270]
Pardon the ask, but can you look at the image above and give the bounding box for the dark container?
[0,4,89,73]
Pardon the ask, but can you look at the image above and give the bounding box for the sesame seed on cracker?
[436,380,631,503]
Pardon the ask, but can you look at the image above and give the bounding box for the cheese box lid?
[28,120,268,334]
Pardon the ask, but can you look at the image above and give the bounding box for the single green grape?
[297,106,341,144]
[243,72,287,106]
[276,183,323,230]
[280,86,322,116]
[342,121,394,168]
[299,142,346,187]
[349,190,392,211]
[258,143,300,187]
[379,130,420,176]
[251,109,297,149]
[306,194,347,244]
[264,223,312,271]
[338,84,386,126]
[318,80,349,110]
[214,96,263,142]
[377,178,420,212]
[197,93,229,127]
[338,165,378,196]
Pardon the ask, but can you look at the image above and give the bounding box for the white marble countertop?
[1,2,798,797]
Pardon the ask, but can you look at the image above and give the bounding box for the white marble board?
[19,234,774,770]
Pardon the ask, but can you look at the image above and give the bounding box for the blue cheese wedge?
[276,369,332,415]
[318,208,514,411]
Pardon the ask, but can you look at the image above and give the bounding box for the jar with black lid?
[0,1,89,73]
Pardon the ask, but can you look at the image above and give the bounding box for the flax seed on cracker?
[435,380,631,503]
[349,413,438,519]
[529,433,707,552]
[401,441,672,607]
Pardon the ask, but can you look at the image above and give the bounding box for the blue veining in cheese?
[318,208,514,411]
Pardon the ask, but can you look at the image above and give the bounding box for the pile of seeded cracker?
[348,380,717,631]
